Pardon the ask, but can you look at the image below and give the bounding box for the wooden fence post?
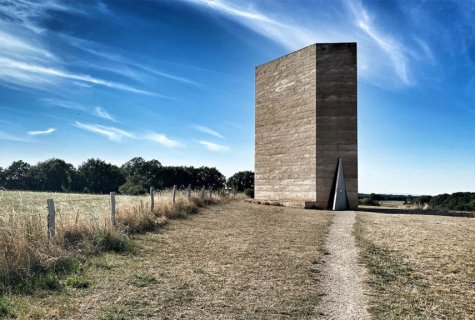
[110,192,116,227]
[150,187,154,212]
[209,189,212,199]
[172,185,177,205]
[201,185,205,200]
[46,199,55,239]
[187,184,191,199]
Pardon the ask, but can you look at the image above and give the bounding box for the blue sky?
[0,0,474,195]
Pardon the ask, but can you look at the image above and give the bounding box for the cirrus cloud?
[198,140,230,152]
[27,128,56,135]
[75,121,134,142]
[145,133,183,148]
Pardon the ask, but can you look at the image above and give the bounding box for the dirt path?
[319,211,370,319]
[62,202,333,319]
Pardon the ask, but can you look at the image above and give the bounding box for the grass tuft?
[65,275,92,289]
[129,273,157,287]
[93,230,136,253]
[0,295,14,317]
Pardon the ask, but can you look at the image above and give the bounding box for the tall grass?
[0,189,245,293]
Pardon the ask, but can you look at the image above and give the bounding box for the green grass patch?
[0,295,14,317]
[129,273,157,287]
[65,275,92,289]
[93,230,136,253]
[0,256,83,295]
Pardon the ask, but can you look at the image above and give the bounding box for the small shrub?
[93,230,135,253]
[66,275,92,289]
[19,272,61,293]
[359,197,380,206]
[53,257,82,275]
[0,295,13,317]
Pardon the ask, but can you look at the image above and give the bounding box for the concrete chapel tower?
[255,43,358,210]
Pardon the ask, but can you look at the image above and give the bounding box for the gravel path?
[319,211,370,319]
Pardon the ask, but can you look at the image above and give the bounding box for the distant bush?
[359,197,380,206]
[227,171,254,198]
[358,193,414,203]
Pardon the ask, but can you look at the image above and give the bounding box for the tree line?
[0,157,236,195]
[358,192,475,212]
[415,192,475,212]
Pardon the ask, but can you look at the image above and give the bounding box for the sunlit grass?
[0,189,244,295]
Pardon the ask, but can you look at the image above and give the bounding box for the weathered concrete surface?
[255,44,317,204]
[255,43,357,209]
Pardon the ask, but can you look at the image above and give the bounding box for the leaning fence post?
[46,199,55,239]
[150,187,154,212]
[110,192,116,227]
[201,185,205,200]
[187,184,191,199]
[172,185,177,205]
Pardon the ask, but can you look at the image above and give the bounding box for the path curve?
[319,211,370,319]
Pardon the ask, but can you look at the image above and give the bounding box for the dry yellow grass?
[356,211,475,319]
[0,189,238,297]
[5,203,332,319]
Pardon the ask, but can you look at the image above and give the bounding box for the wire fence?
[0,185,221,239]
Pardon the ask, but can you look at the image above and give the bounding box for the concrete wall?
[255,45,317,205]
[255,43,357,209]
[315,43,358,209]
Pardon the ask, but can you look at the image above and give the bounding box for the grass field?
[356,211,475,319]
[1,203,332,319]
[0,189,236,307]
[2,193,475,319]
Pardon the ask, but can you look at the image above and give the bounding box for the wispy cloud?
[194,125,224,139]
[346,0,413,86]
[0,1,165,97]
[61,35,200,86]
[0,57,158,95]
[75,121,134,142]
[74,122,182,146]
[0,0,84,34]
[0,131,30,142]
[145,133,182,148]
[185,0,314,50]
[94,106,117,122]
[27,128,56,136]
[184,0,422,87]
[42,99,118,122]
[198,140,230,152]
[42,98,86,111]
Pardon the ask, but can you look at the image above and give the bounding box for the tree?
[28,158,76,192]
[3,160,32,190]
[227,171,254,192]
[194,166,226,190]
[121,157,163,189]
[78,159,125,193]
[227,170,254,198]
[119,175,149,195]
